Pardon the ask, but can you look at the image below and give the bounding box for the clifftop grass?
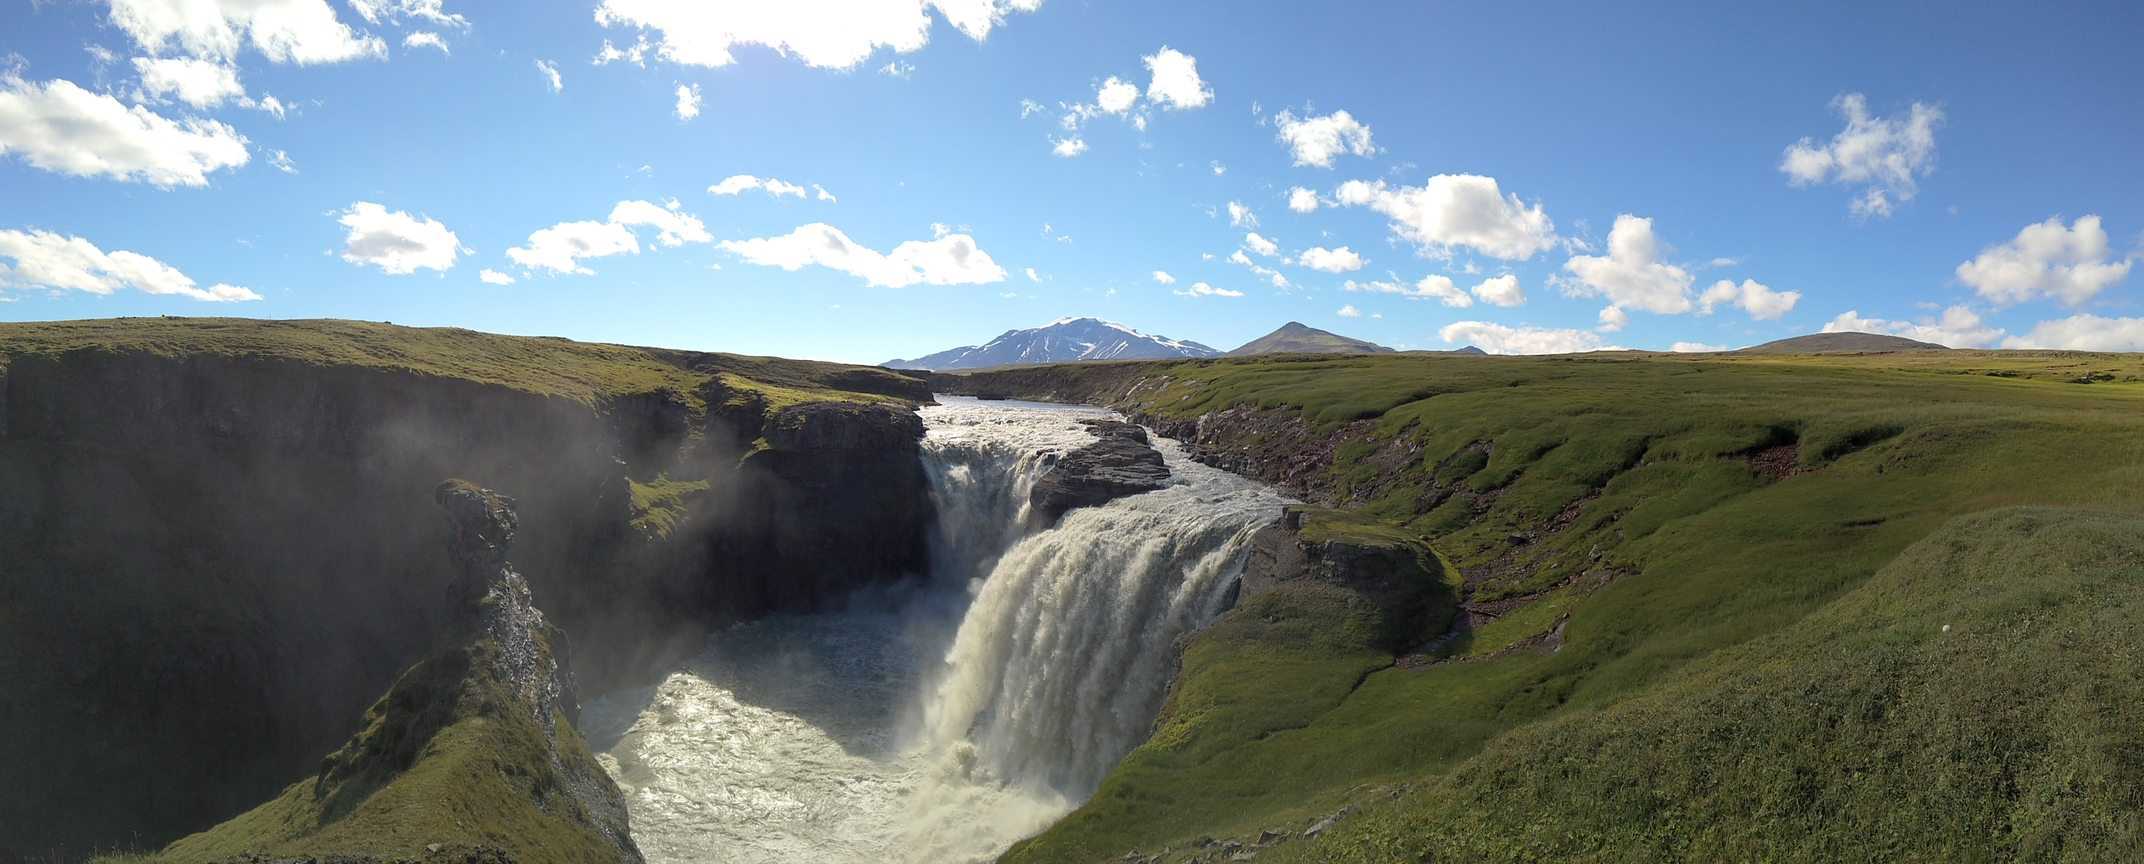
[0,317,926,413]
[961,349,2144,863]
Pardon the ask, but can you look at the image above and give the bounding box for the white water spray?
[585,397,1286,863]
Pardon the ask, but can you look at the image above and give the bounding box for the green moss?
[627,475,711,539]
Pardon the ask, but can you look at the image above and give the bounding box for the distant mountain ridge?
[885,317,1220,371]
[1228,322,1392,356]
[1738,331,1952,354]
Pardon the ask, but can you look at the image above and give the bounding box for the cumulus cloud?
[269,148,296,173]
[1151,269,1176,285]
[674,82,701,119]
[1670,342,1728,353]
[478,268,514,285]
[348,0,467,29]
[1559,214,1694,314]
[1175,280,1241,298]
[1345,276,1469,307]
[336,202,463,275]
[1334,174,1556,261]
[1954,215,2132,306]
[0,75,249,186]
[1822,305,2002,348]
[534,59,562,91]
[1596,304,1628,332]
[2001,314,2144,351]
[592,0,1042,71]
[1471,273,1524,307]
[1336,304,1361,318]
[1298,245,1363,273]
[1698,278,1799,320]
[1243,232,1279,257]
[130,57,243,107]
[1780,93,1942,219]
[719,222,1005,288]
[1227,200,1257,229]
[1024,266,1039,282]
[1287,186,1318,213]
[107,0,387,64]
[1441,321,1611,355]
[1142,45,1210,110]
[1050,135,1087,158]
[0,227,259,301]
[1273,109,1374,168]
[506,199,710,275]
[708,174,810,198]
[1095,75,1138,114]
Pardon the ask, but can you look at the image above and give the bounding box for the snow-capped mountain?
[885,317,1221,371]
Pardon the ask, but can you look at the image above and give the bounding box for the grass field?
[968,349,2144,863]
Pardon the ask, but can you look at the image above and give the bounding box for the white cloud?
[1096,75,1138,114]
[0,227,259,301]
[1273,109,1374,168]
[0,75,249,186]
[1210,160,1226,176]
[1780,93,1942,219]
[708,174,809,198]
[812,183,836,202]
[269,148,295,173]
[1298,245,1362,273]
[130,57,243,107]
[719,222,1005,288]
[1560,214,1694,314]
[107,0,386,64]
[1698,278,1799,320]
[402,31,449,54]
[674,82,701,120]
[1345,275,1469,307]
[479,268,515,285]
[880,60,914,78]
[506,199,710,275]
[1334,174,1556,261]
[592,0,1043,71]
[348,0,467,29]
[1670,342,1728,353]
[2001,314,2144,351]
[1024,266,1040,282]
[246,93,286,119]
[1243,232,1280,258]
[1175,280,1241,298]
[534,59,562,92]
[1596,304,1628,332]
[1336,304,1361,318]
[1018,98,1043,119]
[1471,273,1524,307]
[1227,200,1258,228]
[1287,186,1319,214]
[1441,321,1611,355]
[1151,269,1175,285]
[1142,45,1210,110]
[336,202,462,275]
[1955,215,2132,306]
[1822,306,2002,348]
[594,36,653,67]
[1050,136,1086,158]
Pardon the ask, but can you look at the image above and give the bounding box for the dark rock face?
[1241,508,1455,652]
[1028,418,1171,524]
[0,349,933,859]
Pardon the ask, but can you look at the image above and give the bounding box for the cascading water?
[584,396,1288,863]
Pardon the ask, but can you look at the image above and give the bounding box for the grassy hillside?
[961,349,2144,863]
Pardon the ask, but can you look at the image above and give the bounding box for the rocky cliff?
[0,319,934,859]
[156,481,639,863]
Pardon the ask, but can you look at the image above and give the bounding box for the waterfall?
[586,396,1285,864]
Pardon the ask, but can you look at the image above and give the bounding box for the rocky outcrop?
[1240,507,1456,652]
[1028,419,1171,523]
[158,481,640,863]
[0,340,933,860]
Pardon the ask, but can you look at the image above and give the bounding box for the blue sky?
[4,0,2141,362]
